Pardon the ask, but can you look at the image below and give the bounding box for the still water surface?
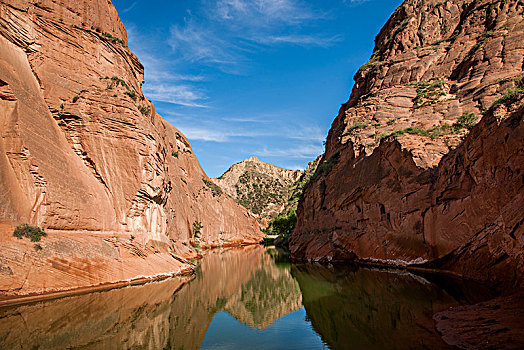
[0,245,489,349]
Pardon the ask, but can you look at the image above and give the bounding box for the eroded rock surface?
[434,290,524,349]
[0,0,262,298]
[291,0,524,288]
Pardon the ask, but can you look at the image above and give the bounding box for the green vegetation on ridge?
[488,73,524,111]
[263,158,321,245]
[406,77,449,109]
[203,178,223,197]
[234,169,289,217]
[13,224,47,242]
[380,112,478,140]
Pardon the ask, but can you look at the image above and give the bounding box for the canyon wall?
[0,0,262,297]
[291,0,523,288]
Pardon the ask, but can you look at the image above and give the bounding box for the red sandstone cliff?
[291,0,523,288]
[0,0,262,298]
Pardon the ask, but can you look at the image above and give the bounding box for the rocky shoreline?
[0,223,262,304]
[434,290,524,349]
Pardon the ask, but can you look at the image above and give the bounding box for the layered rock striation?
[291,0,524,288]
[0,0,262,298]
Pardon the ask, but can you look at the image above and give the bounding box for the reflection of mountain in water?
[292,264,460,350]
[0,245,302,349]
[165,246,302,349]
[225,251,302,329]
[0,248,474,350]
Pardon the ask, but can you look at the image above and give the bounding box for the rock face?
[433,290,524,349]
[291,0,524,288]
[0,222,195,298]
[0,0,262,297]
[212,156,302,226]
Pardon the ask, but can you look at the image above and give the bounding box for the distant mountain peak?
[212,156,311,226]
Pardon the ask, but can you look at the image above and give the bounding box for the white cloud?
[176,125,274,142]
[222,116,273,123]
[167,0,340,71]
[282,163,307,170]
[260,34,343,47]
[124,1,343,108]
[178,127,229,142]
[173,117,327,146]
[256,144,323,158]
[134,50,205,84]
[283,124,326,142]
[343,0,372,5]
[221,111,295,123]
[142,84,208,107]
[214,0,317,26]
[126,26,208,107]
[122,1,138,13]
[169,18,242,66]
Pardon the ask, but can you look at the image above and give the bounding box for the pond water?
[0,245,492,349]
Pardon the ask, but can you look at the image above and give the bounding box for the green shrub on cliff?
[408,77,448,108]
[359,55,385,72]
[105,76,139,102]
[102,32,125,45]
[192,220,203,238]
[124,90,137,101]
[139,105,151,115]
[13,224,47,242]
[516,74,524,89]
[454,112,478,130]
[343,122,370,136]
[488,74,524,110]
[310,151,340,182]
[492,88,522,108]
[381,112,478,140]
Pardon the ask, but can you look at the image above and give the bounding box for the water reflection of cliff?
[225,249,302,329]
[0,275,191,349]
[292,264,459,350]
[166,245,302,349]
[0,245,302,349]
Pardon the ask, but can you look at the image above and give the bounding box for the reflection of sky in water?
[202,309,328,350]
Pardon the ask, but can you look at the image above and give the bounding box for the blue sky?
[112,0,403,177]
